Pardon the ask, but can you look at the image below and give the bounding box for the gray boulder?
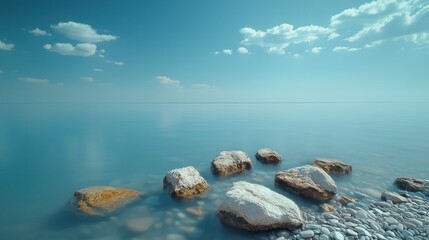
[211,151,253,176]
[255,148,283,164]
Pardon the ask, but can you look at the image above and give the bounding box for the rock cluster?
[218,181,303,231]
[211,151,253,176]
[275,165,338,202]
[163,166,210,198]
[73,186,141,216]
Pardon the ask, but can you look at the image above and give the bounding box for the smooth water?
[0,103,428,239]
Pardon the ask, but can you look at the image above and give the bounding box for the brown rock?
[73,186,141,216]
[255,148,283,164]
[394,177,429,194]
[186,206,204,216]
[211,151,253,176]
[163,166,210,199]
[319,203,335,212]
[313,158,352,175]
[339,196,357,204]
[275,165,337,202]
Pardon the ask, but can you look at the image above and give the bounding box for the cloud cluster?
[156,76,181,87]
[238,0,429,55]
[0,40,14,51]
[51,21,118,43]
[44,43,97,56]
[240,24,333,54]
[29,28,50,36]
[18,77,49,84]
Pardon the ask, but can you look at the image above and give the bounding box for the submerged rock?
[339,196,357,204]
[186,206,204,216]
[218,181,303,231]
[275,165,337,202]
[125,217,154,233]
[313,158,352,175]
[73,186,141,216]
[394,177,429,194]
[163,166,210,199]
[255,148,283,164]
[211,151,253,176]
[381,191,407,203]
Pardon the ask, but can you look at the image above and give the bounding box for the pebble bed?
[262,191,429,240]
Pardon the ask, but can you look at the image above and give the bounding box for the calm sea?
[0,103,428,239]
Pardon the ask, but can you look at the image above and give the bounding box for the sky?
[0,0,428,102]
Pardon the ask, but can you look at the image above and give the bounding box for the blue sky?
[0,0,428,102]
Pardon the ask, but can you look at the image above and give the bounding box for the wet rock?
[313,158,352,175]
[339,196,357,205]
[394,177,429,194]
[125,217,154,233]
[73,186,141,216]
[320,203,335,212]
[255,148,283,164]
[211,151,253,176]
[163,166,210,199]
[381,191,407,204]
[300,230,314,238]
[275,165,337,202]
[218,181,303,231]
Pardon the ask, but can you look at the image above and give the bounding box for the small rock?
[339,196,357,204]
[381,191,407,204]
[313,158,352,175]
[186,206,204,216]
[163,166,210,198]
[211,151,253,176]
[255,148,283,164]
[333,231,344,240]
[320,203,335,212]
[356,210,368,219]
[394,177,429,193]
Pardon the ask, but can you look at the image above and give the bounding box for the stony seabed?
[60,149,428,240]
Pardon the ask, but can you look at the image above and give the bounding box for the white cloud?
[330,0,429,45]
[311,47,323,53]
[328,32,340,40]
[191,83,215,89]
[237,47,249,54]
[51,21,118,43]
[44,43,97,56]
[114,61,124,66]
[333,46,361,52]
[292,53,301,58]
[93,68,104,72]
[0,40,14,51]
[81,77,93,82]
[223,49,232,55]
[18,77,49,84]
[214,51,220,55]
[240,24,333,54]
[99,54,105,58]
[156,76,181,87]
[29,28,50,36]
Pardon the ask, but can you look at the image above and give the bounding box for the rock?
[356,210,368,219]
[275,165,337,202]
[163,166,210,198]
[166,234,186,240]
[125,217,154,233]
[339,196,357,204]
[211,151,253,176]
[300,230,315,238]
[381,191,407,204]
[313,158,352,175]
[255,148,283,164]
[218,181,303,231]
[73,186,141,216]
[394,177,429,194]
[186,206,204,216]
[333,231,344,240]
[320,203,335,212]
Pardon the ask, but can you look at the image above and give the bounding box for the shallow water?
[0,103,428,239]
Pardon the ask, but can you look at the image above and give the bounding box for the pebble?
[356,210,368,219]
[346,229,358,236]
[300,230,315,238]
[333,231,344,240]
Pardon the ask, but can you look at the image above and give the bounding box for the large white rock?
[275,165,337,201]
[381,191,407,204]
[211,151,253,176]
[163,166,210,198]
[218,181,303,231]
